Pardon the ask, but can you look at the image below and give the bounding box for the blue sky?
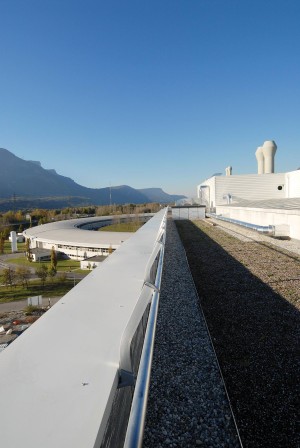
[1,0,299,197]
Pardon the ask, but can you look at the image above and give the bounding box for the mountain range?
[0,148,185,210]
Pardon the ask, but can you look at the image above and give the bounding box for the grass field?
[0,254,88,302]
[3,241,26,254]
[0,278,78,303]
[7,257,83,272]
[99,222,144,232]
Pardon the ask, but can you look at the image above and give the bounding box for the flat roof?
[23,215,151,248]
[83,255,107,262]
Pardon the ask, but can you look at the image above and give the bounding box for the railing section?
[0,209,168,448]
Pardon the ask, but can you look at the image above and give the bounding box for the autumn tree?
[25,238,33,262]
[50,246,57,273]
[35,264,48,287]
[0,234,5,254]
[16,266,31,289]
[2,268,16,288]
[0,226,10,240]
[58,272,67,283]
[48,266,57,283]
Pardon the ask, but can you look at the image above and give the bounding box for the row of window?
[56,244,112,252]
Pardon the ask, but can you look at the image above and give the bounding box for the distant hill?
[0,148,185,210]
[138,188,185,203]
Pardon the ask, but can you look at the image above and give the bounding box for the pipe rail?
[207,213,275,235]
[99,209,168,447]
[122,219,166,448]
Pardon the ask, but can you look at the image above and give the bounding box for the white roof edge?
[0,209,167,447]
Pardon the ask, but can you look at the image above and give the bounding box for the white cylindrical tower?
[262,140,277,174]
[226,166,232,176]
[255,146,264,174]
[10,231,17,253]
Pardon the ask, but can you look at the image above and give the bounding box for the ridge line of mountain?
[0,148,185,210]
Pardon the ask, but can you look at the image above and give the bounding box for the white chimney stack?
[262,140,277,174]
[255,146,264,174]
[225,166,232,176]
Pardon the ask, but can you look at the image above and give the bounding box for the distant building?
[171,205,205,220]
[30,248,52,262]
[23,215,151,262]
[8,233,24,243]
[80,255,107,270]
[196,141,300,240]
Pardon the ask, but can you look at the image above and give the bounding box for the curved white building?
[23,215,152,261]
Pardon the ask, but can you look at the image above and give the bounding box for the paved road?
[0,297,61,312]
[0,251,86,313]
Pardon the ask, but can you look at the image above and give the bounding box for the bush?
[24,304,39,315]
[59,272,67,283]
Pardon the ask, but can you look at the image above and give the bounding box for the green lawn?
[8,257,82,271]
[0,261,89,302]
[99,221,144,232]
[3,240,26,254]
[0,278,79,303]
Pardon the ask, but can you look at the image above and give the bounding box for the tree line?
[0,202,162,230]
[1,247,58,289]
[0,203,162,255]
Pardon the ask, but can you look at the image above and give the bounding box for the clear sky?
[1,0,299,197]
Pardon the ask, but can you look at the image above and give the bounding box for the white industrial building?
[197,140,300,240]
[23,215,151,262]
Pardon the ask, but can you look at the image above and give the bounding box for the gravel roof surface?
[143,218,241,448]
[175,218,300,448]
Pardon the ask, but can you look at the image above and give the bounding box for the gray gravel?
[175,218,300,447]
[143,218,241,447]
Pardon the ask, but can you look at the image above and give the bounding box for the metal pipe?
[123,217,166,448]
[207,213,275,235]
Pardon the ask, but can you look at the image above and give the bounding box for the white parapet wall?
[286,170,300,197]
[216,205,300,240]
[0,208,168,448]
[172,206,205,220]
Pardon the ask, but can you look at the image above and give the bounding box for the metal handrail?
[123,215,166,448]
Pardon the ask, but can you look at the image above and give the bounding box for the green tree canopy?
[16,266,31,289]
[35,264,48,287]
[2,268,16,288]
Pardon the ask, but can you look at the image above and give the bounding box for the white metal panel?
[214,173,286,205]
[286,170,300,198]
[197,177,216,208]
[172,207,205,220]
[0,209,167,448]
[216,204,300,240]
